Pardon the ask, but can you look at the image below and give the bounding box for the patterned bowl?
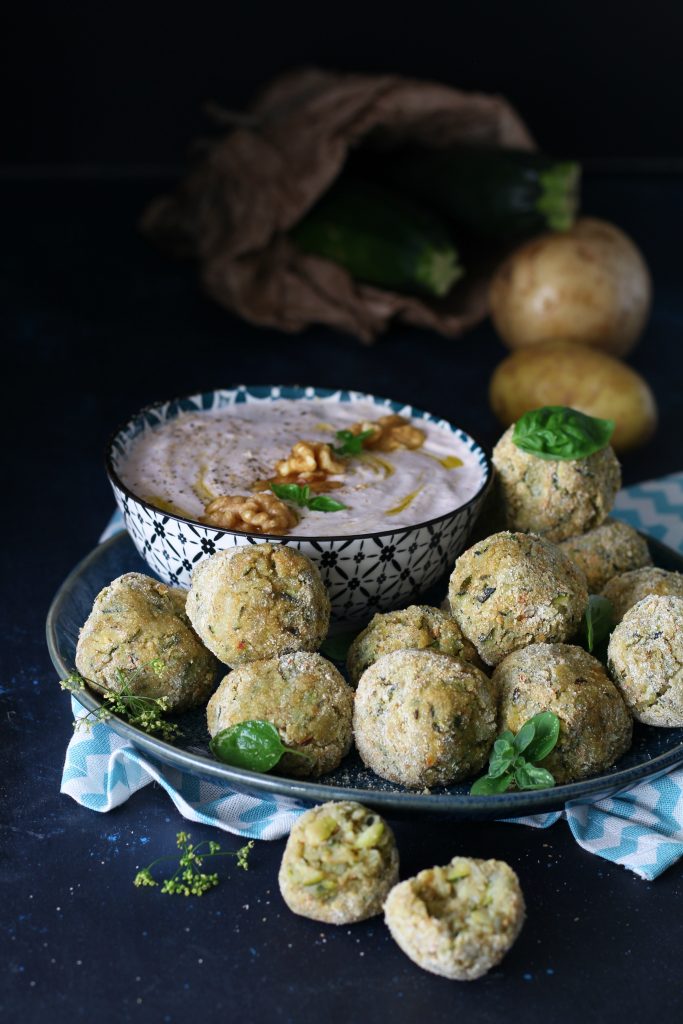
[105,386,491,623]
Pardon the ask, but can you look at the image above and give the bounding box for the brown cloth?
[142,68,535,342]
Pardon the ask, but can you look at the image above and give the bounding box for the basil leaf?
[270,482,346,513]
[470,772,514,796]
[332,428,374,458]
[307,495,348,513]
[581,594,615,654]
[270,482,309,507]
[515,763,556,790]
[524,711,561,762]
[513,720,536,754]
[320,629,358,662]
[512,406,615,461]
[210,719,290,772]
[488,755,515,779]
[493,737,515,757]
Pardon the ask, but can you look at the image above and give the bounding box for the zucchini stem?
[416,248,464,298]
[536,161,581,232]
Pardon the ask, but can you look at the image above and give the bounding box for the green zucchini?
[290,178,463,299]
[374,148,581,239]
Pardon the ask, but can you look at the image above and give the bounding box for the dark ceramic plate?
[46,531,683,820]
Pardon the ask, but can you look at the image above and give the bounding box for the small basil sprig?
[270,482,347,513]
[470,711,560,795]
[210,719,313,772]
[512,406,615,461]
[580,594,615,654]
[332,428,374,458]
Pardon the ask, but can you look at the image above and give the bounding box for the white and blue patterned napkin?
[61,472,683,879]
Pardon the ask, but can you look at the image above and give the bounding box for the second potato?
[489,340,657,453]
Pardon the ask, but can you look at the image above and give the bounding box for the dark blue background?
[4,2,683,166]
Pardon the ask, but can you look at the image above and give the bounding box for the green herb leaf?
[493,737,515,758]
[581,594,615,654]
[514,763,556,790]
[470,773,514,796]
[469,711,561,795]
[523,711,561,762]
[332,428,375,458]
[488,756,515,779]
[513,720,536,754]
[270,482,347,513]
[488,737,516,777]
[209,719,312,773]
[512,406,615,461]
[320,629,358,662]
[270,482,311,507]
[307,495,348,512]
[133,832,254,896]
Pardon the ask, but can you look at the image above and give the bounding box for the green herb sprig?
[580,594,615,655]
[134,831,253,896]
[512,406,615,461]
[270,482,347,513]
[332,428,375,458]
[210,719,314,772]
[61,659,181,742]
[470,712,560,795]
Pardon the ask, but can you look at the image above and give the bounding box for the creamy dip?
[117,399,485,536]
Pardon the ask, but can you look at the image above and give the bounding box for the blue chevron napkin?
[61,472,683,878]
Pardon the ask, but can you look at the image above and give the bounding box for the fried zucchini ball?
[279,801,399,924]
[346,605,481,687]
[492,425,621,542]
[75,572,219,712]
[607,595,683,726]
[601,566,683,624]
[206,651,353,776]
[494,642,632,783]
[186,543,330,666]
[448,531,588,667]
[353,650,497,789]
[384,857,525,981]
[559,519,651,593]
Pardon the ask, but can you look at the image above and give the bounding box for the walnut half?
[200,493,298,535]
[275,441,346,481]
[350,414,426,453]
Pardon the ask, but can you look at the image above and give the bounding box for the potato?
[489,341,657,452]
[489,218,651,356]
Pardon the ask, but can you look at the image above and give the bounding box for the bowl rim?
[104,384,493,543]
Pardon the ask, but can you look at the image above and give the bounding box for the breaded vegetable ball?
[346,605,481,687]
[607,595,683,726]
[495,643,632,783]
[75,572,219,712]
[384,857,525,981]
[448,531,588,667]
[353,650,497,789]
[278,801,399,924]
[206,651,353,776]
[492,425,621,542]
[559,519,652,593]
[186,543,330,666]
[601,566,683,624]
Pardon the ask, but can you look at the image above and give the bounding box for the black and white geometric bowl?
[105,386,491,624]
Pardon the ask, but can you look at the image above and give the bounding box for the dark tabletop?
[3,171,683,1024]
